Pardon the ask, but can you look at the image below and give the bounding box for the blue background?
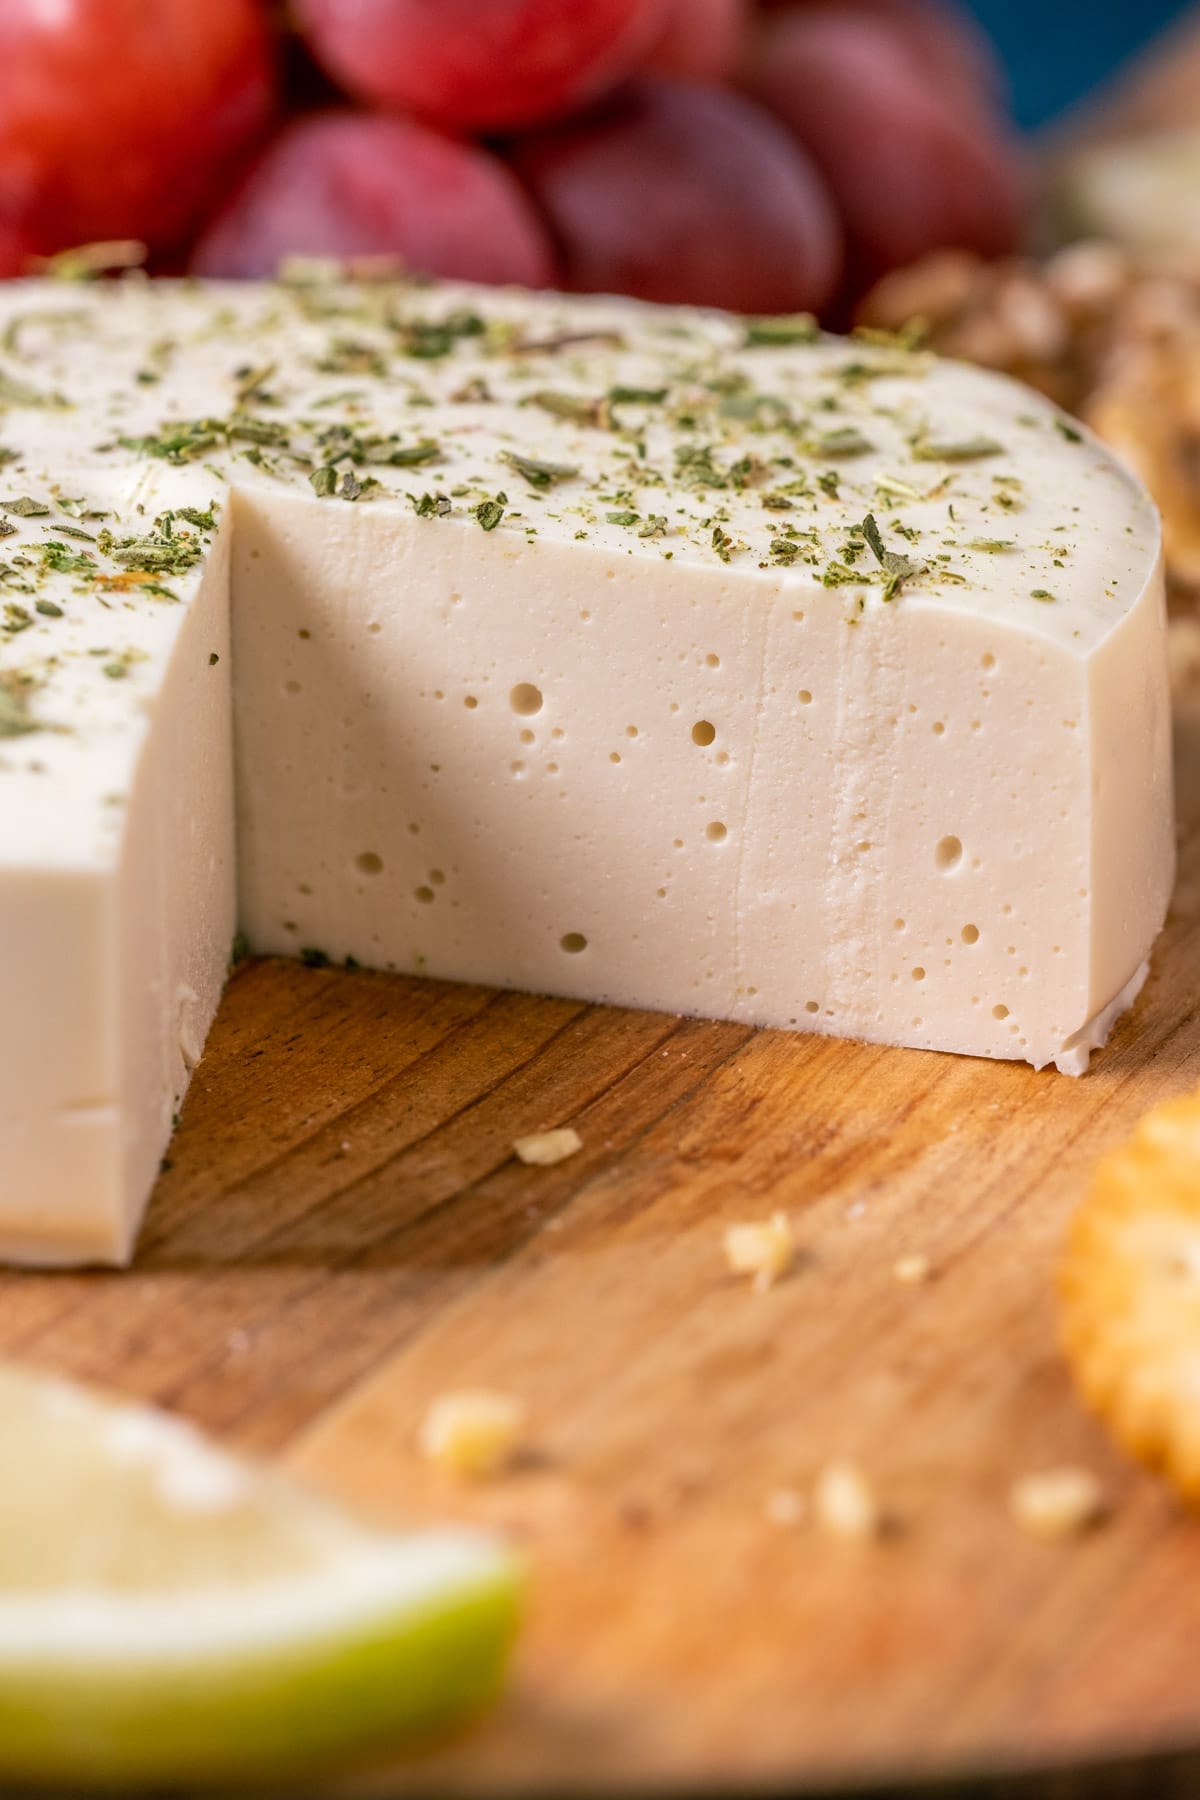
[964,0,1192,127]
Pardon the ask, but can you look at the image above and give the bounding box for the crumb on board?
[513,1127,582,1167]
[764,1487,807,1529]
[813,1462,882,1540]
[417,1390,526,1478]
[894,1253,932,1284]
[722,1211,796,1291]
[1010,1467,1108,1541]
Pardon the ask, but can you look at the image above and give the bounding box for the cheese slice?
[0,276,1173,1266]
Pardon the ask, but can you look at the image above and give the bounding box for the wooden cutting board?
[6,701,1200,1795]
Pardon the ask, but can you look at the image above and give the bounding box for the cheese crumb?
[764,1487,807,1529]
[722,1212,796,1291]
[1010,1467,1107,1540]
[417,1390,526,1478]
[813,1462,881,1540]
[513,1127,582,1167]
[893,1253,931,1284]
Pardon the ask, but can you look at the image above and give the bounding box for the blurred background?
[7,0,1200,584]
[968,0,1188,127]
[3,0,1198,304]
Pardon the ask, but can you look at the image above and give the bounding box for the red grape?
[191,112,560,288]
[294,0,671,132]
[509,78,841,315]
[758,0,1002,112]
[744,5,1024,294]
[0,0,275,276]
[643,0,749,82]
[851,0,1007,110]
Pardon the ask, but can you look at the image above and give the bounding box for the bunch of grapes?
[0,0,1023,316]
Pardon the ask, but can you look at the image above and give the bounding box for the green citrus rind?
[0,1551,522,1785]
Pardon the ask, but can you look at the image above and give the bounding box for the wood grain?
[6,706,1200,1793]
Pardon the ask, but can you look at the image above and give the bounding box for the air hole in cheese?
[510,683,543,716]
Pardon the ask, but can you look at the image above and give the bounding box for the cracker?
[1060,1088,1200,1499]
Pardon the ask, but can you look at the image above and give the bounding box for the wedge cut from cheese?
[0,276,1173,1265]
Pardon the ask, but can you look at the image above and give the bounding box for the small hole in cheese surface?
[355,852,384,876]
[463,694,478,709]
[805,1000,820,1014]
[706,652,721,667]
[992,1003,1009,1019]
[936,835,963,871]
[961,923,979,944]
[912,966,926,981]
[560,932,588,954]
[981,652,996,670]
[798,689,813,706]
[706,821,728,842]
[510,683,543,716]
[692,720,716,746]
[415,886,435,904]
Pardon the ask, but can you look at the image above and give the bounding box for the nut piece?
[812,1462,881,1540]
[417,1390,525,1478]
[1010,1468,1108,1541]
[722,1212,796,1291]
[513,1127,582,1167]
[1043,240,1131,318]
[893,1253,931,1285]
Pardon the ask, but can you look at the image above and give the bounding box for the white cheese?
[0,277,1173,1265]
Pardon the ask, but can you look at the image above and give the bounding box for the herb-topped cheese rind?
[0,275,1172,1264]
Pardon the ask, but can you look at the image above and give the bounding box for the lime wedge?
[0,1364,522,1785]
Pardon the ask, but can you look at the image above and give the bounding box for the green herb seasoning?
[504,451,580,490]
[860,512,921,601]
[912,434,1004,462]
[744,314,819,348]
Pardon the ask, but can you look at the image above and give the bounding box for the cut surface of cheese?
[0,277,1173,1265]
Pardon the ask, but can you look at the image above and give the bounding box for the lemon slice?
[0,1364,522,1785]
